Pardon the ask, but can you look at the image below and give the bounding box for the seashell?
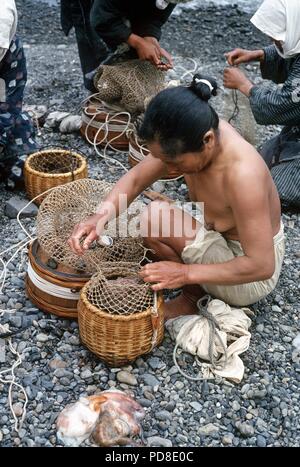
[56,390,145,447]
[91,391,145,447]
[56,395,106,447]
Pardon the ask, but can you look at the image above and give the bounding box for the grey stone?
[232,401,241,411]
[148,357,165,370]
[151,181,165,193]
[138,398,152,408]
[5,197,38,219]
[190,402,202,412]
[222,434,234,445]
[236,422,255,438]
[36,333,49,343]
[49,358,68,370]
[8,316,22,328]
[292,333,300,351]
[81,369,92,379]
[272,305,282,313]
[156,410,172,421]
[147,436,172,448]
[257,435,267,447]
[198,424,219,436]
[143,374,160,387]
[116,371,138,386]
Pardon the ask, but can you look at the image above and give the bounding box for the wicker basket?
[78,281,164,367]
[128,131,183,181]
[81,98,130,150]
[24,148,88,205]
[26,239,90,319]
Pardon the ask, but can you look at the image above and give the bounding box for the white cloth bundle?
[166,299,252,383]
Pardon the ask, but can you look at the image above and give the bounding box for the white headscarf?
[251,0,300,58]
[0,0,17,63]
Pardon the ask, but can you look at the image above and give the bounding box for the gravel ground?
[0,0,299,448]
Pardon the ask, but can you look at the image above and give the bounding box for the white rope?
[82,97,131,173]
[0,336,28,431]
[27,262,80,300]
[0,186,60,432]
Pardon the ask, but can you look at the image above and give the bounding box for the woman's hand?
[68,211,108,255]
[139,261,189,291]
[225,48,265,66]
[223,67,254,96]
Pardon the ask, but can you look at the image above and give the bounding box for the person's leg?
[259,133,281,169]
[0,36,37,189]
[141,201,206,320]
[74,25,109,92]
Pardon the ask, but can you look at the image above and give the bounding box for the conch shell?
[92,391,145,447]
[56,390,145,447]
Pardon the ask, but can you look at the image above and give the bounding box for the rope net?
[36,179,146,274]
[93,59,165,115]
[84,262,154,316]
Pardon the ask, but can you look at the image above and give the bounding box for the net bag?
[78,262,164,366]
[93,59,165,116]
[24,147,88,205]
[37,179,146,274]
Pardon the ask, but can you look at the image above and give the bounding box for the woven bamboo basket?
[78,279,164,367]
[26,239,91,319]
[24,148,88,205]
[81,99,130,150]
[128,131,183,181]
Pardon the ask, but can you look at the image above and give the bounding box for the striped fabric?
[249,45,300,127]
[271,159,300,209]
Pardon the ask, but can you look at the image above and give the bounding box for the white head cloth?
[251,0,300,59]
[0,0,18,63]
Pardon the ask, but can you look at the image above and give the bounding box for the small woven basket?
[78,264,164,367]
[24,148,88,205]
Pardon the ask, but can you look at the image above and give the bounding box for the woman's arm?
[260,45,289,84]
[68,156,167,254]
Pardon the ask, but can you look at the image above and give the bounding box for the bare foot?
[163,293,199,321]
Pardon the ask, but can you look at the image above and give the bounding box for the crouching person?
[68,75,285,320]
[0,0,37,189]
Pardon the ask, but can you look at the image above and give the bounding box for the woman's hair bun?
[190,73,218,102]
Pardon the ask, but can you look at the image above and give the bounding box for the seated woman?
[68,75,285,320]
[223,0,300,171]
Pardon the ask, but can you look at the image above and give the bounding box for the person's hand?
[139,261,189,291]
[134,37,161,67]
[144,37,173,70]
[225,48,265,66]
[223,67,253,96]
[68,212,107,255]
